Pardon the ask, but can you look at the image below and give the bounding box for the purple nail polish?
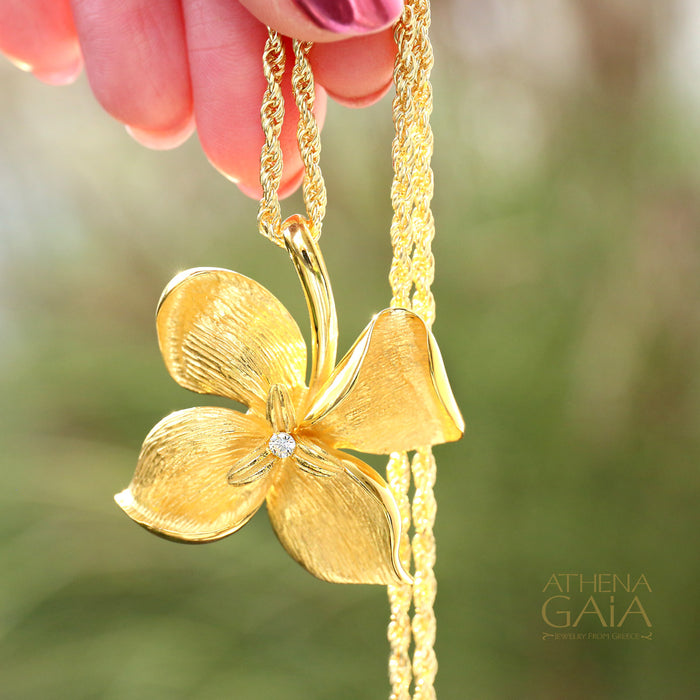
[294,0,403,34]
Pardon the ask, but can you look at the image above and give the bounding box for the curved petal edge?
[304,308,464,454]
[156,267,307,413]
[115,407,274,543]
[266,445,411,585]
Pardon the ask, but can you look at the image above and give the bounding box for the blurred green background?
[1,1,699,698]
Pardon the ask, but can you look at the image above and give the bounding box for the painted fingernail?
[33,56,83,86]
[125,115,196,150]
[294,0,403,34]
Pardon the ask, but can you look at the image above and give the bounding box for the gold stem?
[282,216,338,400]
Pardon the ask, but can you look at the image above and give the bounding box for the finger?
[238,0,403,43]
[183,0,326,198]
[126,115,196,150]
[69,0,193,147]
[311,29,396,107]
[0,0,82,84]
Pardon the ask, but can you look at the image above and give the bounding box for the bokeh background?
[1,1,699,698]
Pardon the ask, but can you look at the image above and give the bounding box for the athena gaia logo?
[541,573,652,638]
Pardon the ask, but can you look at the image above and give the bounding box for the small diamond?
[268,432,296,458]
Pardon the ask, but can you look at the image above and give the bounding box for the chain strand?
[407,0,435,326]
[411,447,438,700]
[387,5,419,694]
[387,0,438,698]
[257,29,286,244]
[389,3,417,309]
[258,34,325,243]
[387,452,413,700]
[406,3,438,697]
[292,39,326,236]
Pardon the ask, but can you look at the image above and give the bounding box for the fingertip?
[125,114,196,150]
[235,180,261,200]
[32,55,83,86]
[234,167,305,201]
[311,30,396,106]
[73,0,192,138]
[5,54,33,73]
[326,78,392,108]
[0,0,82,85]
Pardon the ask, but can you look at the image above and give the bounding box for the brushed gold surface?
[117,224,462,584]
[156,267,307,415]
[116,407,274,542]
[304,308,464,454]
[267,445,410,584]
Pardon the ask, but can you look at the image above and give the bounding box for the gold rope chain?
[387,2,437,699]
[258,33,326,245]
[258,1,437,698]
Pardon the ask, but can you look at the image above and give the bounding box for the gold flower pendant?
[116,216,464,585]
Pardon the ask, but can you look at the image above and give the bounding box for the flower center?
[268,432,296,458]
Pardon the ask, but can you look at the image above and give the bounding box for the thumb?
[237,0,403,42]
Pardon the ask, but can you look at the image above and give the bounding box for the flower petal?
[266,443,411,585]
[303,308,464,454]
[115,407,274,542]
[157,267,307,413]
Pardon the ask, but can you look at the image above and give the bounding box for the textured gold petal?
[115,407,274,542]
[266,444,411,585]
[157,267,307,413]
[304,308,464,454]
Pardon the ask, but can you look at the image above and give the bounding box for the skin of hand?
[0,0,403,197]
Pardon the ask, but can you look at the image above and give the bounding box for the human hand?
[0,0,403,197]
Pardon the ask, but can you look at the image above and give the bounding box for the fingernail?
[294,0,403,34]
[33,57,83,86]
[125,115,196,150]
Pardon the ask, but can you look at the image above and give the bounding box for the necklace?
[114,1,462,697]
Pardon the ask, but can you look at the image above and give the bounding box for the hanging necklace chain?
[258,32,326,245]
[387,2,438,699]
[257,3,437,698]
[257,29,286,244]
[390,0,435,324]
